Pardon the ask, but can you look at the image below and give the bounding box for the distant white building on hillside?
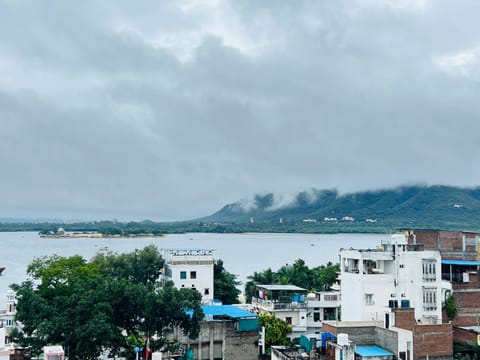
[340,234,443,324]
[162,248,215,304]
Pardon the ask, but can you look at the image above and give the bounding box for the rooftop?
[202,305,257,319]
[256,284,307,291]
[355,345,394,357]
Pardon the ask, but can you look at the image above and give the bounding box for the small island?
[39,227,164,238]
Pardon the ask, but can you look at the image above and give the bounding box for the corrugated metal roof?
[442,260,480,266]
[202,305,257,319]
[355,346,393,357]
[256,284,307,291]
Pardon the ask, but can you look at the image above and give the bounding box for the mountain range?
[202,185,480,231]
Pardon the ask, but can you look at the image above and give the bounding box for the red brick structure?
[406,230,479,261]
[453,327,480,346]
[394,307,453,360]
[405,229,480,348]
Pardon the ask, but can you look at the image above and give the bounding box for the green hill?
[202,185,480,232]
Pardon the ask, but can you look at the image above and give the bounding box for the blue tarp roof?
[442,260,480,266]
[202,305,257,319]
[355,346,394,357]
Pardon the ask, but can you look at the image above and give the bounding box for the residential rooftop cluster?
[1,229,479,360]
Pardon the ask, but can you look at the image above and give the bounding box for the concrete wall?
[375,327,399,355]
[175,320,258,360]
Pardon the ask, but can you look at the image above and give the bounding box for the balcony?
[251,297,307,311]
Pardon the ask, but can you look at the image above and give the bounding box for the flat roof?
[442,260,480,266]
[256,284,307,291]
[202,305,257,319]
[355,346,394,357]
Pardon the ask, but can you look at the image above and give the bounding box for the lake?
[0,231,387,306]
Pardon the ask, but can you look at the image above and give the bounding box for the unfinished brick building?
[405,230,480,340]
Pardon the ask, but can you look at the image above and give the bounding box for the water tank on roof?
[401,299,410,308]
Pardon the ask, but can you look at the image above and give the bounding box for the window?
[324,295,338,301]
[324,308,337,321]
[204,288,210,295]
[422,259,436,281]
[190,271,197,279]
[314,312,321,322]
[285,317,292,325]
[180,271,187,280]
[365,294,374,305]
[423,287,437,311]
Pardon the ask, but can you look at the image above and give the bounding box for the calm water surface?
[0,231,388,306]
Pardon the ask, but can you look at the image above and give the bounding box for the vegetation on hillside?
[2,185,480,234]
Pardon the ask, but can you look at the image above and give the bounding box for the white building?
[162,249,215,304]
[340,234,443,324]
[251,285,340,338]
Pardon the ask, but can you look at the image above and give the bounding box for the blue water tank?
[401,299,410,308]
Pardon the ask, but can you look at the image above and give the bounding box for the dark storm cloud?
[1,0,480,220]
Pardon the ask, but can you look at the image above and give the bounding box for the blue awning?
[442,260,480,266]
[355,346,394,357]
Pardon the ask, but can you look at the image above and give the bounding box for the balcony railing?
[252,297,307,310]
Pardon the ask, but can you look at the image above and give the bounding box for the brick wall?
[413,323,453,359]
[453,327,478,345]
[452,290,480,327]
[408,230,478,260]
[393,308,415,332]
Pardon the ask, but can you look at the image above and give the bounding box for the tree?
[244,268,278,303]
[259,313,291,349]
[277,259,312,289]
[444,293,457,320]
[311,262,340,291]
[11,246,203,360]
[213,260,241,304]
[244,260,340,302]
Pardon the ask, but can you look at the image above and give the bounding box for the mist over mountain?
[203,185,480,231]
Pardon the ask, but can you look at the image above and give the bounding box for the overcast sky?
[1,0,480,221]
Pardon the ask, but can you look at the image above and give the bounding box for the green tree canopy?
[213,259,241,304]
[244,260,340,302]
[11,246,203,360]
[259,313,291,349]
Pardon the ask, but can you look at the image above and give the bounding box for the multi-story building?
[170,305,259,360]
[162,248,215,304]
[340,234,443,324]
[405,229,480,328]
[250,284,340,338]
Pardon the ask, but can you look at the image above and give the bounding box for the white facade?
[163,249,214,304]
[305,291,341,332]
[340,234,442,324]
[251,285,340,337]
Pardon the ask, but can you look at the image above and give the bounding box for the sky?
[1,0,480,221]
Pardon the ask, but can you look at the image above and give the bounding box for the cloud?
[1,0,480,220]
